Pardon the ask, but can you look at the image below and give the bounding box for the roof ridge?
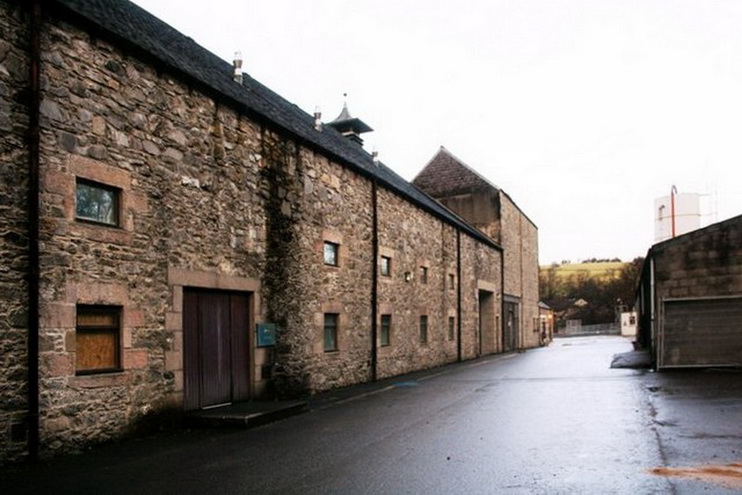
[438,147,501,192]
[50,0,500,249]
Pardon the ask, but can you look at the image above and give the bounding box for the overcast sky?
[133,0,741,264]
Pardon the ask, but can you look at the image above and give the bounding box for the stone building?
[414,147,541,350]
[635,214,742,369]
[0,0,537,463]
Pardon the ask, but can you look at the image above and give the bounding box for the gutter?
[27,0,43,462]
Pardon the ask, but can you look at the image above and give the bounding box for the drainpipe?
[370,162,379,382]
[650,255,657,368]
[28,0,43,462]
[670,185,677,238]
[500,249,505,352]
[456,230,462,362]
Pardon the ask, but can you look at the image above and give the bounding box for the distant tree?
[539,257,645,326]
[607,257,644,309]
[538,263,561,300]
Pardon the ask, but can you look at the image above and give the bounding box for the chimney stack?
[233,51,243,84]
[314,106,322,131]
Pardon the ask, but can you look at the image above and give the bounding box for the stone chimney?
[233,51,243,84]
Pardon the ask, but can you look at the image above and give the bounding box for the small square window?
[324,313,339,352]
[419,315,428,344]
[324,241,339,266]
[419,266,428,284]
[380,256,391,277]
[448,316,455,341]
[76,305,121,374]
[76,179,119,226]
[448,273,456,290]
[380,314,391,347]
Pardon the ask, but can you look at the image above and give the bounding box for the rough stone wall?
[0,0,31,465]
[276,147,375,394]
[1,1,525,463]
[33,16,269,457]
[437,190,501,242]
[654,215,742,299]
[376,189,459,377]
[518,206,540,349]
[500,193,540,349]
[459,234,503,359]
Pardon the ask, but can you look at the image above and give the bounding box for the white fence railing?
[560,321,621,336]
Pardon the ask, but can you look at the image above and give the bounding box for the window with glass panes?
[380,256,391,277]
[323,313,339,351]
[419,315,428,343]
[76,179,119,226]
[380,314,391,346]
[323,241,339,266]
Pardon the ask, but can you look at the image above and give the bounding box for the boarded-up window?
[76,306,121,374]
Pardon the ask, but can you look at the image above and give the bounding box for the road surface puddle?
[650,462,742,489]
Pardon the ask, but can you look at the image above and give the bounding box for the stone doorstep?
[185,400,309,429]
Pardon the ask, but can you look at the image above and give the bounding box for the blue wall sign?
[257,323,277,347]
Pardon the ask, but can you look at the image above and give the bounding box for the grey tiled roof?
[414,147,537,229]
[413,146,500,198]
[50,0,500,249]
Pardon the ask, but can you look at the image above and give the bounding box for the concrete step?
[185,400,309,428]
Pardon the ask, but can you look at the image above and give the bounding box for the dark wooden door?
[183,289,250,410]
[503,301,519,352]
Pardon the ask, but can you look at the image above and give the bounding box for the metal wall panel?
[660,297,742,368]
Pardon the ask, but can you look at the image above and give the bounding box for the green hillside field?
[540,262,626,281]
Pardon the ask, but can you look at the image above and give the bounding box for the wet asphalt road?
[3,335,742,494]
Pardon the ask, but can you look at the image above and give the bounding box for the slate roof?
[414,146,537,229]
[413,146,500,198]
[48,0,500,250]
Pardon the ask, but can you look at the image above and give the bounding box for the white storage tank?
[654,192,701,243]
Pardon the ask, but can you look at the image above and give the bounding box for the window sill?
[71,371,129,389]
[72,221,133,245]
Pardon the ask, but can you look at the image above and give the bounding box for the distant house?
[635,214,742,369]
[620,311,637,338]
[538,301,554,344]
